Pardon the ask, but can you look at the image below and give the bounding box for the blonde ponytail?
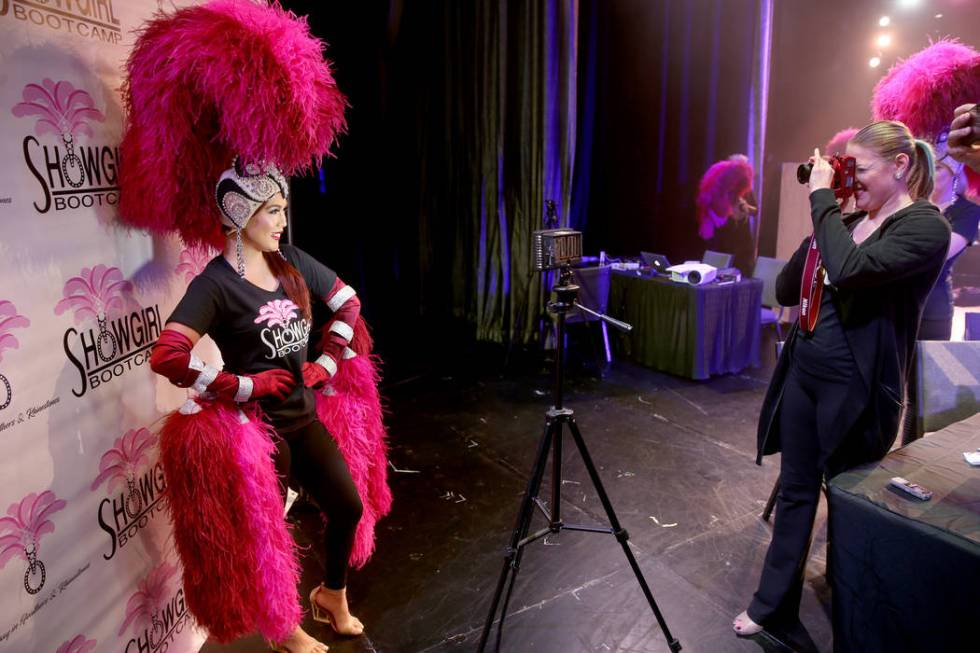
[907,139,935,200]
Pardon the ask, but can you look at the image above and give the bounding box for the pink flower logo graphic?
[56,635,97,653]
[0,490,67,595]
[0,300,30,411]
[54,265,134,363]
[11,79,106,189]
[91,428,157,519]
[119,562,178,646]
[175,245,215,284]
[254,299,299,329]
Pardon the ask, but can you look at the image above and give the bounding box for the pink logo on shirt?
[254,299,299,329]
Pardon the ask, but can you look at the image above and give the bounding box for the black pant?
[748,362,853,625]
[273,418,363,590]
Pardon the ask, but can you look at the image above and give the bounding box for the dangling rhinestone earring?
[278,250,287,260]
[235,229,246,278]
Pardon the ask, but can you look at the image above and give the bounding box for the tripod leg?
[566,419,682,652]
[478,418,558,652]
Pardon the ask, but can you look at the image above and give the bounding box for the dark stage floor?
[202,336,833,653]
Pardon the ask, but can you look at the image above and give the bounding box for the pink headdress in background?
[825,128,859,157]
[696,158,754,240]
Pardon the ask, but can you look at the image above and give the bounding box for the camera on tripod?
[532,228,583,271]
[797,153,857,202]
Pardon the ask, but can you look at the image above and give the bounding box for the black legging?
[272,418,363,590]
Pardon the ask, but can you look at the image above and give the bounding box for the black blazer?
[756,189,950,472]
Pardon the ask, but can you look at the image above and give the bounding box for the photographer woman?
[733,121,950,636]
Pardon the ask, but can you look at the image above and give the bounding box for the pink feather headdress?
[696,158,754,239]
[118,0,347,248]
[871,38,980,141]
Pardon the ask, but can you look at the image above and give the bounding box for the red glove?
[248,369,298,400]
[151,329,296,402]
[301,361,331,388]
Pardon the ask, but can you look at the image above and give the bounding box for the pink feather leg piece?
[159,402,301,643]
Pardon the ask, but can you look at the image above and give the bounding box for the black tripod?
[478,267,681,652]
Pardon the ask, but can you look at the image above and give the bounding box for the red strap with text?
[798,236,825,334]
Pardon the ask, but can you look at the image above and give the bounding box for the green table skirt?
[608,272,763,379]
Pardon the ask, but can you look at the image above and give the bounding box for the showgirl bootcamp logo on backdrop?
[56,634,97,653]
[56,264,162,397]
[91,428,167,561]
[118,562,188,653]
[0,0,123,44]
[0,491,66,595]
[0,300,29,412]
[174,245,215,284]
[255,299,310,359]
[11,79,119,214]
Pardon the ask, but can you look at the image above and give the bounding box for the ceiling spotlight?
[877,34,892,48]
[879,16,891,27]
[897,0,921,9]
[870,57,881,68]
[935,13,943,19]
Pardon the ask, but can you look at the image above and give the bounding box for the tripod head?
[549,266,579,316]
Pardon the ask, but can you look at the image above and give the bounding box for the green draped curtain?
[419,0,578,344]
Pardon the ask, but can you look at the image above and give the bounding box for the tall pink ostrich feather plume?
[872,38,980,141]
[119,0,347,248]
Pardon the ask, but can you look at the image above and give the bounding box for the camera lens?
[797,162,813,184]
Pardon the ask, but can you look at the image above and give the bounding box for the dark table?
[828,412,980,653]
[607,271,762,379]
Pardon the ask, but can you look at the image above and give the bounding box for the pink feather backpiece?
[314,323,392,569]
[119,0,347,248]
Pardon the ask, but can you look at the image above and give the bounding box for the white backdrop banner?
[0,1,210,651]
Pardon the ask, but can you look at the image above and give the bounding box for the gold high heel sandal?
[309,585,364,636]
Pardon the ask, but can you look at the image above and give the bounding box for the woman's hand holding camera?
[808,148,834,193]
